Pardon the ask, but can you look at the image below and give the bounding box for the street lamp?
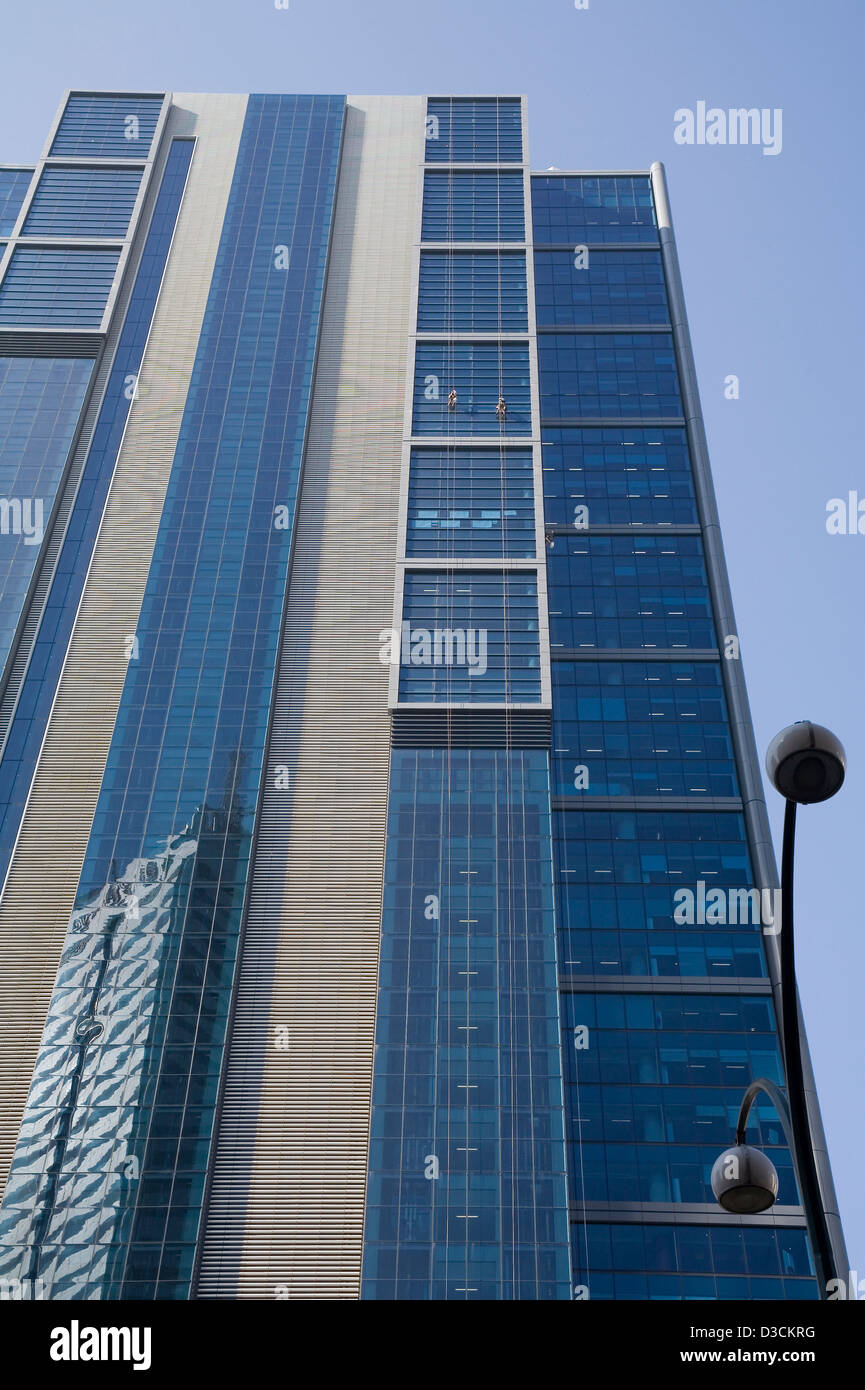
[712,722,845,1297]
[765,720,845,805]
[712,1078,788,1214]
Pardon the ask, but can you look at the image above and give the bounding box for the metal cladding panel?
[196,96,423,1301]
[0,95,248,1205]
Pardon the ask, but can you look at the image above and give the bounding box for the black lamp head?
[766,721,846,805]
[711,1144,779,1215]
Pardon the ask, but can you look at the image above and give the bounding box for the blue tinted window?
[546,534,715,650]
[562,992,800,1211]
[426,98,523,163]
[363,748,571,1302]
[539,333,682,421]
[554,808,765,984]
[406,448,535,558]
[422,172,525,241]
[532,175,657,244]
[0,247,120,327]
[0,357,94,681]
[0,169,33,236]
[561,926,767,981]
[572,1224,814,1299]
[542,427,697,527]
[23,166,142,238]
[50,94,163,158]
[535,250,668,326]
[566,992,776,1033]
[551,660,737,798]
[568,1139,794,1209]
[555,808,750,876]
[399,570,541,704]
[413,343,531,436]
[418,251,527,331]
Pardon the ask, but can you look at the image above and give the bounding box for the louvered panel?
[0,247,121,327]
[196,97,423,1302]
[391,710,552,747]
[49,95,163,160]
[0,333,100,355]
[0,96,249,1202]
[23,166,143,238]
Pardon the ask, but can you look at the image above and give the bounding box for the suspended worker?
[496,395,507,421]
[448,389,458,412]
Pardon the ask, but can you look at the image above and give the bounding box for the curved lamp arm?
[735,1077,793,1148]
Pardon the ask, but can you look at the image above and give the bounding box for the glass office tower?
[0,92,846,1300]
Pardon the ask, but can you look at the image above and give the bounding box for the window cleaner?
[496,395,507,421]
[447,389,458,412]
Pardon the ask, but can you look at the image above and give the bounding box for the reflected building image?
[0,92,846,1299]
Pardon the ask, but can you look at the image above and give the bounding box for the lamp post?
[711,721,845,1298]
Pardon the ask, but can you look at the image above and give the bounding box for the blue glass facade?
[362,748,571,1300]
[425,98,523,164]
[418,251,527,332]
[553,809,766,981]
[533,174,816,1299]
[572,1224,815,1301]
[535,250,669,327]
[541,426,697,528]
[422,171,526,242]
[406,448,535,559]
[399,571,541,705]
[0,356,94,683]
[0,95,344,1299]
[562,992,798,1209]
[532,175,658,244]
[49,95,163,159]
[550,659,737,798]
[546,535,716,651]
[0,139,194,893]
[413,343,531,436]
[364,96,571,1301]
[0,247,120,327]
[23,167,142,238]
[0,169,33,236]
[539,333,682,420]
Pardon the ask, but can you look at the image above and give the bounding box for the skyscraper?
[0,90,846,1300]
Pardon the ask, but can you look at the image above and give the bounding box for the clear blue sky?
[2,0,863,1277]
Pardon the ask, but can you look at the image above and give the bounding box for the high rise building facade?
[0,91,846,1300]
